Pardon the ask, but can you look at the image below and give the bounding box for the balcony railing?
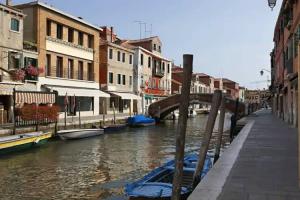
[153,70,164,77]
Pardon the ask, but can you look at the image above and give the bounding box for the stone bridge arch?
[148,93,245,120]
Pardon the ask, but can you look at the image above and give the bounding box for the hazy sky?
[7,0,282,89]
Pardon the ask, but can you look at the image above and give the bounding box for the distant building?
[239,86,245,102]
[195,73,215,94]
[222,78,239,99]
[245,89,271,105]
[99,27,140,115]
[214,78,224,92]
[122,36,172,114]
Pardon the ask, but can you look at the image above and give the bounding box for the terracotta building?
[271,0,298,126]
[222,78,239,99]
[16,1,109,118]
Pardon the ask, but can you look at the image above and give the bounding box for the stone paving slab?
[189,109,300,200]
[218,110,300,200]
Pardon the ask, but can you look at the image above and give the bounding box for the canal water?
[0,114,231,200]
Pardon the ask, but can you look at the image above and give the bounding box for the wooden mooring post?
[192,90,222,188]
[171,54,193,200]
[230,98,239,143]
[214,94,226,163]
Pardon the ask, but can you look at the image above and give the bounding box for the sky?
[6,0,282,89]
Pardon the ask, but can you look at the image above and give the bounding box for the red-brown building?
[271,0,298,126]
[222,78,239,99]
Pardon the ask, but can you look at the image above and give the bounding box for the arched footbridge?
[148,93,245,120]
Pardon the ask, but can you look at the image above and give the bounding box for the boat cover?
[127,115,155,125]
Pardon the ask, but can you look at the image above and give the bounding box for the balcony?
[153,70,164,78]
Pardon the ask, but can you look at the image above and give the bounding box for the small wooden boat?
[0,131,52,154]
[57,129,104,140]
[127,115,156,127]
[101,124,127,132]
[125,154,213,200]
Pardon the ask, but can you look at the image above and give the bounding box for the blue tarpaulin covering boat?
[125,154,213,200]
[127,115,156,127]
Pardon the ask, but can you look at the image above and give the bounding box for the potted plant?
[10,69,25,81]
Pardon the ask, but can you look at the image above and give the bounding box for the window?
[56,24,63,39]
[167,64,170,73]
[122,75,126,85]
[77,96,94,111]
[78,31,83,46]
[10,18,19,32]
[56,56,63,78]
[109,49,113,59]
[88,63,94,81]
[78,61,83,80]
[46,20,51,36]
[46,54,51,76]
[153,44,156,51]
[148,57,151,68]
[122,53,126,62]
[88,35,93,48]
[129,55,133,64]
[158,46,161,52]
[68,59,74,79]
[162,62,165,72]
[129,76,132,85]
[117,51,121,61]
[117,74,121,84]
[8,52,20,69]
[109,72,113,84]
[140,53,144,65]
[68,28,74,43]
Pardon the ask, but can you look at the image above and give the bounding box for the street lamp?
[260,68,271,76]
[268,0,277,10]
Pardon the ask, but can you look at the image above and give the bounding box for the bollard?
[171,54,193,200]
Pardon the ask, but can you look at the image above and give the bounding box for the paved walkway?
[189,109,300,200]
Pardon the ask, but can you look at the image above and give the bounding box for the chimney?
[6,0,12,6]
[110,27,113,42]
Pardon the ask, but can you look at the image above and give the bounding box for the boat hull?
[129,193,190,200]
[125,154,212,200]
[58,129,104,140]
[101,124,127,132]
[130,122,156,127]
[0,132,52,154]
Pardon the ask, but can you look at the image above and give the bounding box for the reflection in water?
[0,115,230,200]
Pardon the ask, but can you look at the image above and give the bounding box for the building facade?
[16,1,109,118]
[99,27,140,115]
[222,78,239,99]
[271,0,298,126]
[122,37,172,114]
[0,2,40,124]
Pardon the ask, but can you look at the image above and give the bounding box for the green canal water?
[0,115,231,200]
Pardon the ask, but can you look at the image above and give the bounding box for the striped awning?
[15,92,56,104]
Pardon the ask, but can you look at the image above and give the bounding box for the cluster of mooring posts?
[170,54,258,200]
